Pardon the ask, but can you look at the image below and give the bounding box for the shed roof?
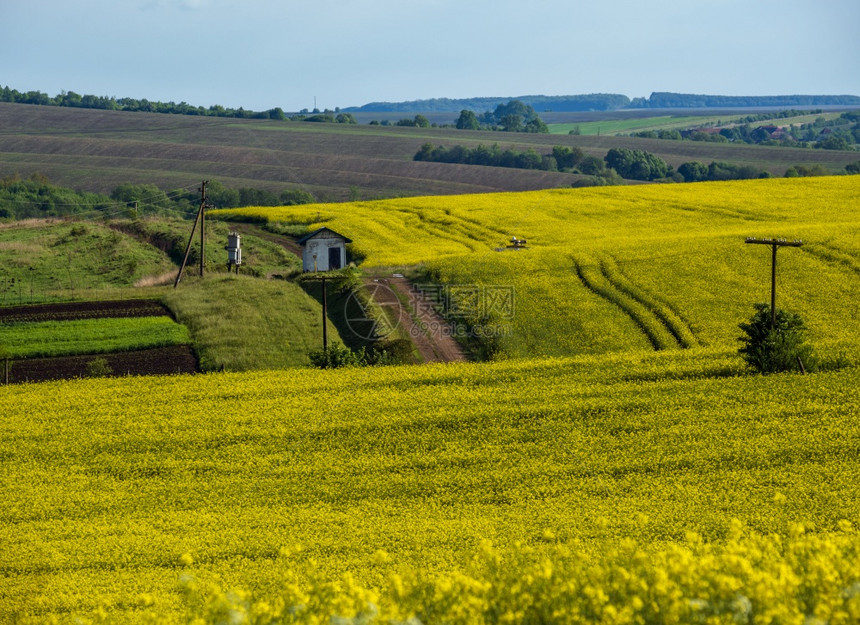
[296,227,353,245]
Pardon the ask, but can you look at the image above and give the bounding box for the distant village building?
[297,227,352,272]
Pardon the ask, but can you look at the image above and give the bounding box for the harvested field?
[5,344,198,383]
[0,298,171,323]
[3,102,856,201]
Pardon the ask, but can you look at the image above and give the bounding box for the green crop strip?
[1,316,190,358]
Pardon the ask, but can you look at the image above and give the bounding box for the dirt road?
[363,276,466,363]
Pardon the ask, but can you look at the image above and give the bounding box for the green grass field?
[161,274,344,371]
[548,114,728,135]
[546,111,846,136]
[1,316,190,358]
[0,220,176,305]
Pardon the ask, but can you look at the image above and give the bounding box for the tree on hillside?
[111,183,173,214]
[739,303,814,373]
[493,100,539,123]
[456,109,480,130]
[578,155,605,175]
[524,117,549,134]
[552,145,584,170]
[500,114,523,132]
[678,161,709,182]
[604,148,672,181]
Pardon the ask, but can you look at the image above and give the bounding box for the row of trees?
[0,86,293,120]
[0,174,316,221]
[415,143,556,170]
[0,85,365,125]
[414,143,860,184]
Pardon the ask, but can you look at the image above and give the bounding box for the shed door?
[328,246,341,270]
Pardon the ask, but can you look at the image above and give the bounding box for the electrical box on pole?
[225,232,242,274]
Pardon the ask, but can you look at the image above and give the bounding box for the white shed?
[297,227,352,272]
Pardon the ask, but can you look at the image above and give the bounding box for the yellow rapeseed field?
[221,177,860,358]
[2,350,859,622]
[3,177,860,623]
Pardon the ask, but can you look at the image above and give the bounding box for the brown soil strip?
[0,299,171,323]
[5,345,198,384]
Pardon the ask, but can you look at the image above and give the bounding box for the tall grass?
[162,274,344,371]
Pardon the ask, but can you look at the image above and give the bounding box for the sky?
[1,0,858,113]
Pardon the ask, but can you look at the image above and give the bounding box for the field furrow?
[573,256,679,351]
[600,256,698,348]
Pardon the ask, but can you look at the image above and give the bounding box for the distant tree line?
[0,174,316,221]
[345,93,860,114]
[632,111,860,149]
[415,143,860,185]
[369,115,431,127]
[0,85,362,125]
[347,94,631,114]
[6,86,859,122]
[630,93,860,108]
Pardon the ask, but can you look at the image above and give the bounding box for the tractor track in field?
[802,242,860,276]
[573,256,697,351]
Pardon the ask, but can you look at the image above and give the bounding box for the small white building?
[297,227,352,272]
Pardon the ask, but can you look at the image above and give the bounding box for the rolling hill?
[2,102,859,205]
[1,124,860,622]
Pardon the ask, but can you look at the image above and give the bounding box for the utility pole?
[321,276,328,351]
[305,274,329,351]
[200,180,207,277]
[745,237,803,328]
[174,181,211,288]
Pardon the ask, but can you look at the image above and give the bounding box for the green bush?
[307,344,365,369]
[85,357,113,378]
[738,303,815,373]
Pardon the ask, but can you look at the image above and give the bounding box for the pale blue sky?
[1,0,858,112]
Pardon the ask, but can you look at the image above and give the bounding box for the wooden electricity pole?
[200,181,207,277]
[304,275,329,350]
[745,237,803,328]
[174,181,210,288]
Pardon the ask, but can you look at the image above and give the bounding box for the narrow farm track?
[366,276,466,363]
